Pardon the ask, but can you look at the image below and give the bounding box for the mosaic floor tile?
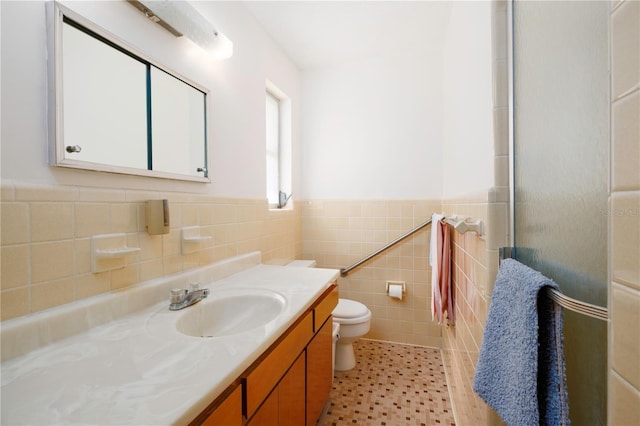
[318,339,456,426]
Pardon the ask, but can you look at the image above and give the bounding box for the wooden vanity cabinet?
[194,283,338,426]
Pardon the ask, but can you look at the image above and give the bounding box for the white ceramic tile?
[487,202,508,250]
[611,282,640,389]
[612,0,640,99]
[493,59,508,108]
[14,184,78,202]
[492,8,508,60]
[75,204,110,238]
[612,91,640,191]
[494,155,509,187]
[1,202,29,245]
[30,203,74,242]
[1,245,29,290]
[609,371,640,426]
[30,241,75,284]
[0,287,30,320]
[493,107,509,156]
[611,193,640,290]
[110,203,138,233]
[31,277,75,312]
[78,189,126,203]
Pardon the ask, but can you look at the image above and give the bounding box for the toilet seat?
[333,299,371,325]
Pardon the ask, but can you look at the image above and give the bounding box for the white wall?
[2,1,495,202]
[300,49,445,200]
[300,2,495,201]
[442,2,494,199]
[0,1,300,200]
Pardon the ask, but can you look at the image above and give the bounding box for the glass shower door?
[512,1,609,424]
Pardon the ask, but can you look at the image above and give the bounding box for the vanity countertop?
[1,262,339,425]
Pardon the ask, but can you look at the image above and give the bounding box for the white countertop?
[1,257,339,425]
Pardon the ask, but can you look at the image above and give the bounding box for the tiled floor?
[318,339,456,425]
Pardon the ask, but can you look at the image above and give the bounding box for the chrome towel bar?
[545,288,608,321]
[499,247,608,321]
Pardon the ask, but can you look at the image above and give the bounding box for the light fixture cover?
[130,0,233,59]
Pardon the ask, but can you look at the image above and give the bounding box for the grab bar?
[340,217,433,276]
[499,247,608,321]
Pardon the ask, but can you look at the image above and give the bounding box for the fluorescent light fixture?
[128,0,233,59]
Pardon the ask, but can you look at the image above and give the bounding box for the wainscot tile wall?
[301,199,442,347]
[440,196,502,426]
[608,0,640,424]
[0,182,301,320]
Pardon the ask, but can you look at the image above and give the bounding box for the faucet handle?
[188,282,201,292]
[170,288,186,304]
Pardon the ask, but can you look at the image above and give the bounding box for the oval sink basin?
[176,289,286,338]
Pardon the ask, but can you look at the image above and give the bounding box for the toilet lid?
[333,299,369,319]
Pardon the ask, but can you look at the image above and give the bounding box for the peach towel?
[431,215,454,324]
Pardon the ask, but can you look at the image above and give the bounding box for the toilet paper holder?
[385,280,406,293]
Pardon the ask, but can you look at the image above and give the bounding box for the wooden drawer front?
[313,285,338,332]
[245,312,313,418]
[202,385,242,426]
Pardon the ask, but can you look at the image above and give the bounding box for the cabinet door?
[246,313,313,418]
[248,388,278,426]
[306,318,333,425]
[202,385,242,426]
[279,352,306,424]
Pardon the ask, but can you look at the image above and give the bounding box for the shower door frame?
[504,1,610,424]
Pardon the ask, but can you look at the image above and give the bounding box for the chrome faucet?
[169,283,209,311]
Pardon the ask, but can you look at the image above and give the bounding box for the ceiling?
[242,1,453,70]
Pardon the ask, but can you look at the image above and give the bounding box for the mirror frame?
[47,2,211,183]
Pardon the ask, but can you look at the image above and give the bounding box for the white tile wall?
[609,0,640,423]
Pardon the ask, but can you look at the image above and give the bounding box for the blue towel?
[473,259,570,426]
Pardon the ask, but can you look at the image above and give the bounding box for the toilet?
[332,298,371,371]
[286,260,372,372]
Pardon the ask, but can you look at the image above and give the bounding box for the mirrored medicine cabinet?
[47,2,210,182]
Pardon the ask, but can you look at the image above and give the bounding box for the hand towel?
[473,258,570,426]
[430,214,454,324]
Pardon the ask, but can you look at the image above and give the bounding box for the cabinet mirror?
[49,3,209,182]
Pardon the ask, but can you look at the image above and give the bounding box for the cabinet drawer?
[245,312,313,418]
[313,284,338,332]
